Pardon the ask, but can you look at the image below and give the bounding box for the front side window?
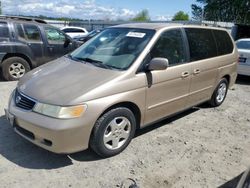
[185,28,217,61]
[0,22,10,42]
[23,24,42,42]
[151,29,186,66]
[45,27,66,44]
[70,28,155,70]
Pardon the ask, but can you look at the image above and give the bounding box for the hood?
[18,56,122,105]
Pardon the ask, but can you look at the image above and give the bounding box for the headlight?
[33,103,87,119]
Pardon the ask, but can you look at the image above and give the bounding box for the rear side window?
[213,30,234,55]
[23,24,41,42]
[16,24,26,40]
[185,28,217,61]
[0,22,10,41]
[151,29,186,66]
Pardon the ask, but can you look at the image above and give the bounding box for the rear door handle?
[47,45,54,51]
[193,69,201,75]
[181,71,190,78]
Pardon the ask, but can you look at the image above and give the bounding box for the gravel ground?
[0,75,250,188]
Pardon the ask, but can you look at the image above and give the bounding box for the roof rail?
[0,15,47,24]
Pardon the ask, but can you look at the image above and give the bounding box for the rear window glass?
[0,22,10,42]
[236,41,250,50]
[213,30,234,55]
[185,28,217,61]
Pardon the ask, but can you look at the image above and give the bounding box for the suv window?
[151,29,186,66]
[16,24,26,40]
[185,28,217,61]
[45,27,66,44]
[23,24,42,42]
[63,28,85,33]
[213,30,233,55]
[0,22,10,42]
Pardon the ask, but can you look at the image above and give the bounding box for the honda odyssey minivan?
[5,23,238,157]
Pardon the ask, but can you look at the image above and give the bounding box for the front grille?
[15,90,36,110]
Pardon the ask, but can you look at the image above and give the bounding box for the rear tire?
[209,78,229,107]
[2,57,30,81]
[90,107,136,158]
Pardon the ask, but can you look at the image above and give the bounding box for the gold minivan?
[5,23,238,157]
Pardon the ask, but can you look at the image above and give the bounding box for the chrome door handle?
[193,69,201,75]
[181,71,190,78]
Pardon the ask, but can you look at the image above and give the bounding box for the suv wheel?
[90,107,136,157]
[209,78,229,107]
[2,57,30,81]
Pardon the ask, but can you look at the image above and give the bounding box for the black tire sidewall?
[211,78,229,107]
[90,107,136,157]
[2,57,30,81]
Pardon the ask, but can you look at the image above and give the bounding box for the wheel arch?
[95,101,142,130]
[1,53,33,69]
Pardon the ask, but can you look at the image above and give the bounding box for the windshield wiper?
[75,57,116,70]
[67,55,122,70]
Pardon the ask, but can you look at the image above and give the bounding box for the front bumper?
[5,96,95,154]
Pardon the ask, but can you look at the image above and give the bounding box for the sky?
[2,0,198,21]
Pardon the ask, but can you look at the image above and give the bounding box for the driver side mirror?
[64,37,71,47]
[147,58,169,71]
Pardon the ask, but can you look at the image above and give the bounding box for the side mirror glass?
[147,58,169,71]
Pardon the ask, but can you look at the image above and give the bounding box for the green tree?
[172,11,189,21]
[131,9,150,22]
[191,4,203,20]
[191,0,250,24]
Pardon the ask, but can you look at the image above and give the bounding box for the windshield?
[236,41,250,50]
[70,28,155,70]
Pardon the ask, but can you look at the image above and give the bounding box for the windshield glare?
[236,41,250,50]
[71,28,155,70]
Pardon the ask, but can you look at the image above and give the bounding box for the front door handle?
[193,69,201,75]
[181,71,190,78]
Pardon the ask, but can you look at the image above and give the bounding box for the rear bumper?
[6,96,95,154]
[238,64,250,76]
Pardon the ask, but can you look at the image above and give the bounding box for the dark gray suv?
[0,16,80,81]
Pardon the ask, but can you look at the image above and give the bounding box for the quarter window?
[23,24,41,41]
[185,28,217,61]
[151,29,186,66]
[0,22,10,42]
[45,27,66,44]
[213,30,233,55]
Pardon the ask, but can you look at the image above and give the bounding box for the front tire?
[209,78,229,107]
[90,107,136,158]
[2,57,30,81]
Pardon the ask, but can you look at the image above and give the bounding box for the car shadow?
[236,75,250,86]
[0,108,200,169]
[218,171,244,188]
[0,115,102,169]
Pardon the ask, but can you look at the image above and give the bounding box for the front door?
[43,26,73,63]
[144,29,192,125]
